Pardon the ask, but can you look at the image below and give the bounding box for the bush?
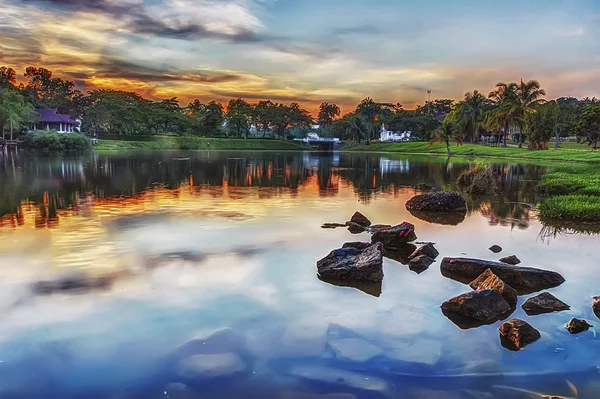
[457,164,498,195]
[19,131,92,152]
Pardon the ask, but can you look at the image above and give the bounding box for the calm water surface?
[0,151,599,399]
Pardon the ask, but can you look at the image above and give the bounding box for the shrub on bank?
[457,164,498,195]
[20,131,92,152]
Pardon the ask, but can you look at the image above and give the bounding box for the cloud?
[333,25,381,36]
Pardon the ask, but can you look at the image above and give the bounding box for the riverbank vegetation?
[94,136,305,151]
[19,131,91,152]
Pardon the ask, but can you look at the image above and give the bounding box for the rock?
[177,352,246,378]
[341,242,371,250]
[317,242,383,282]
[469,269,518,303]
[440,257,565,294]
[565,318,592,334]
[32,270,116,295]
[521,292,570,315]
[499,255,521,265]
[405,191,467,212]
[317,275,382,297]
[386,338,442,366]
[328,338,383,362]
[349,211,371,228]
[593,296,600,312]
[408,210,466,226]
[288,366,389,393]
[382,243,417,265]
[489,245,502,253]
[409,243,439,260]
[368,224,391,232]
[345,221,367,234]
[321,223,347,229]
[408,255,435,274]
[370,222,416,246]
[498,319,541,350]
[441,289,511,321]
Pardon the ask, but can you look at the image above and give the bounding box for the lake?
[0,151,598,399]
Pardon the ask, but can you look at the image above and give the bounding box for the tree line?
[1,65,599,150]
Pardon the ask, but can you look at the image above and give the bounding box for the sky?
[1,0,599,113]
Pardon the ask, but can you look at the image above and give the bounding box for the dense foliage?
[19,131,92,152]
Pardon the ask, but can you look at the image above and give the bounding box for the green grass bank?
[343,142,600,163]
[94,136,306,151]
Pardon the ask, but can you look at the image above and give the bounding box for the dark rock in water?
[321,223,347,229]
[317,275,382,297]
[499,319,541,350]
[441,289,511,321]
[408,255,435,274]
[317,242,383,282]
[469,268,518,303]
[489,245,503,253]
[345,221,367,234]
[440,257,565,294]
[522,292,570,315]
[342,242,371,250]
[405,191,467,212]
[593,296,600,312]
[442,307,513,330]
[409,243,439,260]
[382,244,417,265]
[369,224,391,231]
[349,211,371,228]
[32,270,116,295]
[499,255,521,265]
[408,210,466,226]
[371,222,416,246]
[565,318,592,334]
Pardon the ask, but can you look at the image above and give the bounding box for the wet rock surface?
[345,221,367,234]
[498,319,541,350]
[370,222,417,246]
[405,191,467,212]
[565,318,593,334]
[321,223,347,229]
[469,268,518,303]
[441,289,512,321]
[341,242,371,250]
[489,245,503,253]
[408,255,435,274]
[382,243,417,265]
[409,242,439,260]
[499,255,521,265]
[440,257,565,294]
[349,211,371,228]
[317,242,383,282]
[522,292,570,315]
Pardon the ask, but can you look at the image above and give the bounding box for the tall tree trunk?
[10,123,13,141]
[518,122,523,148]
[446,140,451,156]
[503,120,508,148]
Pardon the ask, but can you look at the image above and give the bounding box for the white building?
[380,123,411,142]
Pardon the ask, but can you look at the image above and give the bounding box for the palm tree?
[511,79,546,148]
[487,82,517,147]
[429,121,463,156]
[455,90,488,143]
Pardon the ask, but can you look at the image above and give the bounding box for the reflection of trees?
[538,220,600,243]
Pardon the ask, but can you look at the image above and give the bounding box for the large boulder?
[440,257,565,294]
[409,243,439,260]
[371,222,416,246]
[565,318,592,334]
[405,191,467,212]
[469,268,518,303]
[317,242,383,282]
[441,289,511,321]
[498,319,541,350]
[349,211,371,228]
[521,292,570,315]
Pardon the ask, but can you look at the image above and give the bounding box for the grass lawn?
[94,136,306,151]
[342,141,600,163]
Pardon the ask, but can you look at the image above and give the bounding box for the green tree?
[225,98,251,138]
[23,67,80,113]
[0,67,17,88]
[574,102,600,150]
[487,82,517,147]
[187,100,223,136]
[83,90,146,135]
[317,102,340,137]
[554,97,580,147]
[0,88,36,140]
[252,100,275,137]
[525,101,558,150]
[511,79,546,148]
[356,97,383,145]
[429,121,463,156]
[454,90,488,143]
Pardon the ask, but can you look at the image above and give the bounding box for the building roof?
[36,108,78,124]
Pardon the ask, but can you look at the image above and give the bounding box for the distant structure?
[32,109,80,133]
[427,90,432,103]
[379,124,410,142]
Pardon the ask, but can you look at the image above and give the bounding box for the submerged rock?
[522,292,570,315]
[408,210,466,226]
[317,275,382,297]
[349,211,371,228]
[469,268,518,303]
[565,318,593,334]
[321,223,347,229]
[32,270,116,295]
[288,366,389,393]
[341,242,371,250]
[409,243,439,260]
[382,243,417,265]
[498,319,541,350]
[371,222,416,246]
[317,242,383,282]
[499,254,521,265]
[441,289,511,321]
[440,257,565,294]
[489,245,503,253]
[405,191,467,212]
[177,352,246,378]
[408,255,435,274]
[328,338,383,362]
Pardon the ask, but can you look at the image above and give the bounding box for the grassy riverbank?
[343,142,600,163]
[94,136,306,151]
